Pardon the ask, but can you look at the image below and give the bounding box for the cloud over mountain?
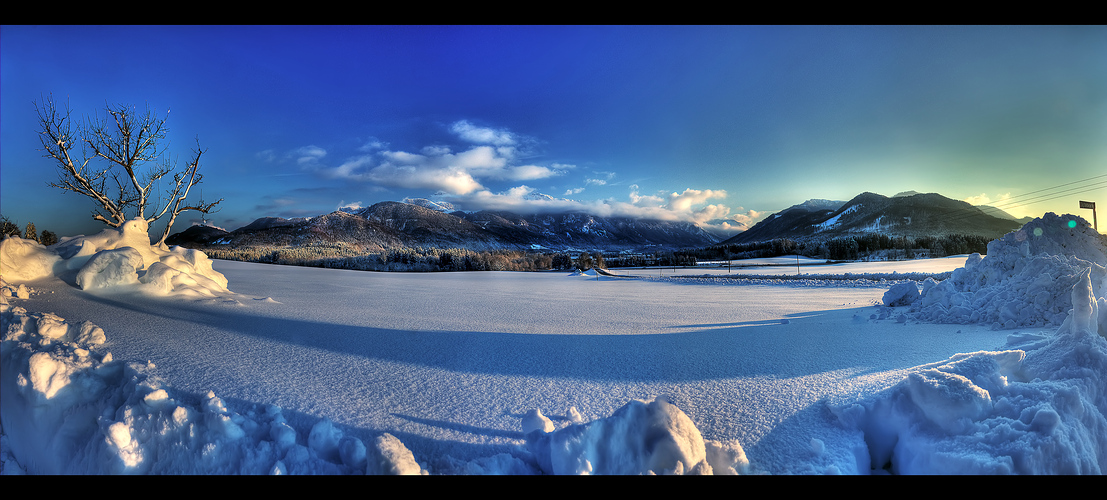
[278,120,740,230]
[297,120,567,195]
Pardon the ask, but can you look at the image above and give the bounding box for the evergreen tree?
[24,222,38,242]
[40,230,59,246]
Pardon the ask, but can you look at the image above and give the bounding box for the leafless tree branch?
[35,94,222,244]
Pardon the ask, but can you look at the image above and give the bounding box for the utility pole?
[1080,201,1097,231]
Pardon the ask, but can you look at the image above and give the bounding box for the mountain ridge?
[168,191,1027,253]
[167,201,721,252]
[720,191,1022,246]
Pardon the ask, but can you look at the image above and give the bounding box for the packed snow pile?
[523,397,750,475]
[1,218,229,298]
[0,303,429,474]
[842,268,1107,473]
[0,235,61,283]
[899,213,1106,330]
[883,281,921,307]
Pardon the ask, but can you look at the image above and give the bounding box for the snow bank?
[2,218,230,298]
[840,263,1107,473]
[0,236,60,282]
[2,295,742,475]
[883,281,920,307]
[907,213,1106,330]
[0,301,430,474]
[524,397,750,475]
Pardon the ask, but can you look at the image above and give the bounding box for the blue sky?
[3,25,1105,238]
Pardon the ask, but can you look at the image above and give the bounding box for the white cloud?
[668,189,727,212]
[287,122,745,227]
[628,186,665,207]
[293,145,327,166]
[585,171,616,186]
[437,183,738,227]
[256,149,277,162]
[963,192,1011,206]
[358,138,387,152]
[499,165,563,181]
[367,163,484,195]
[450,120,516,146]
[331,156,374,180]
[316,135,562,194]
[692,208,770,236]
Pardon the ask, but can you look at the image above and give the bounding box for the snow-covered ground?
[1,213,1105,474]
[648,255,969,279]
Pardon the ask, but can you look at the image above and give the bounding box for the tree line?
[1,214,58,246]
[677,233,993,263]
[199,244,619,273]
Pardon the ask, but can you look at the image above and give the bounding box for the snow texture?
[1,213,1105,474]
[836,269,1107,473]
[908,213,1106,331]
[883,281,920,307]
[524,396,719,474]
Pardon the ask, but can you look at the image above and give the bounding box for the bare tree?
[1,214,20,239]
[35,95,222,246]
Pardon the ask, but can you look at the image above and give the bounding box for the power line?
[940,176,1107,224]
[982,173,1106,206]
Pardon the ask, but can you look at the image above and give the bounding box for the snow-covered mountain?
[402,198,456,213]
[168,201,721,252]
[721,192,1022,245]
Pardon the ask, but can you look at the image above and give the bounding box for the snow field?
[1,300,424,474]
[2,213,1106,474]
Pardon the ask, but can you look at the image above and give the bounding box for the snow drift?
[2,213,1106,474]
[853,213,1107,473]
[0,220,426,474]
[0,302,428,474]
[2,217,230,298]
[903,213,1106,331]
[843,268,1107,473]
[522,398,750,475]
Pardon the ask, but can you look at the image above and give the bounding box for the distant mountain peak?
[523,192,557,202]
[170,199,720,252]
[789,199,846,212]
[403,198,456,213]
[720,191,1021,246]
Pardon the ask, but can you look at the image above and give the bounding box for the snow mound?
[0,302,425,474]
[0,236,61,282]
[837,269,1107,474]
[883,281,920,307]
[3,295,741,475]
[908,213,1106,330]
[524,396,748,475]
[2,218,230,298]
